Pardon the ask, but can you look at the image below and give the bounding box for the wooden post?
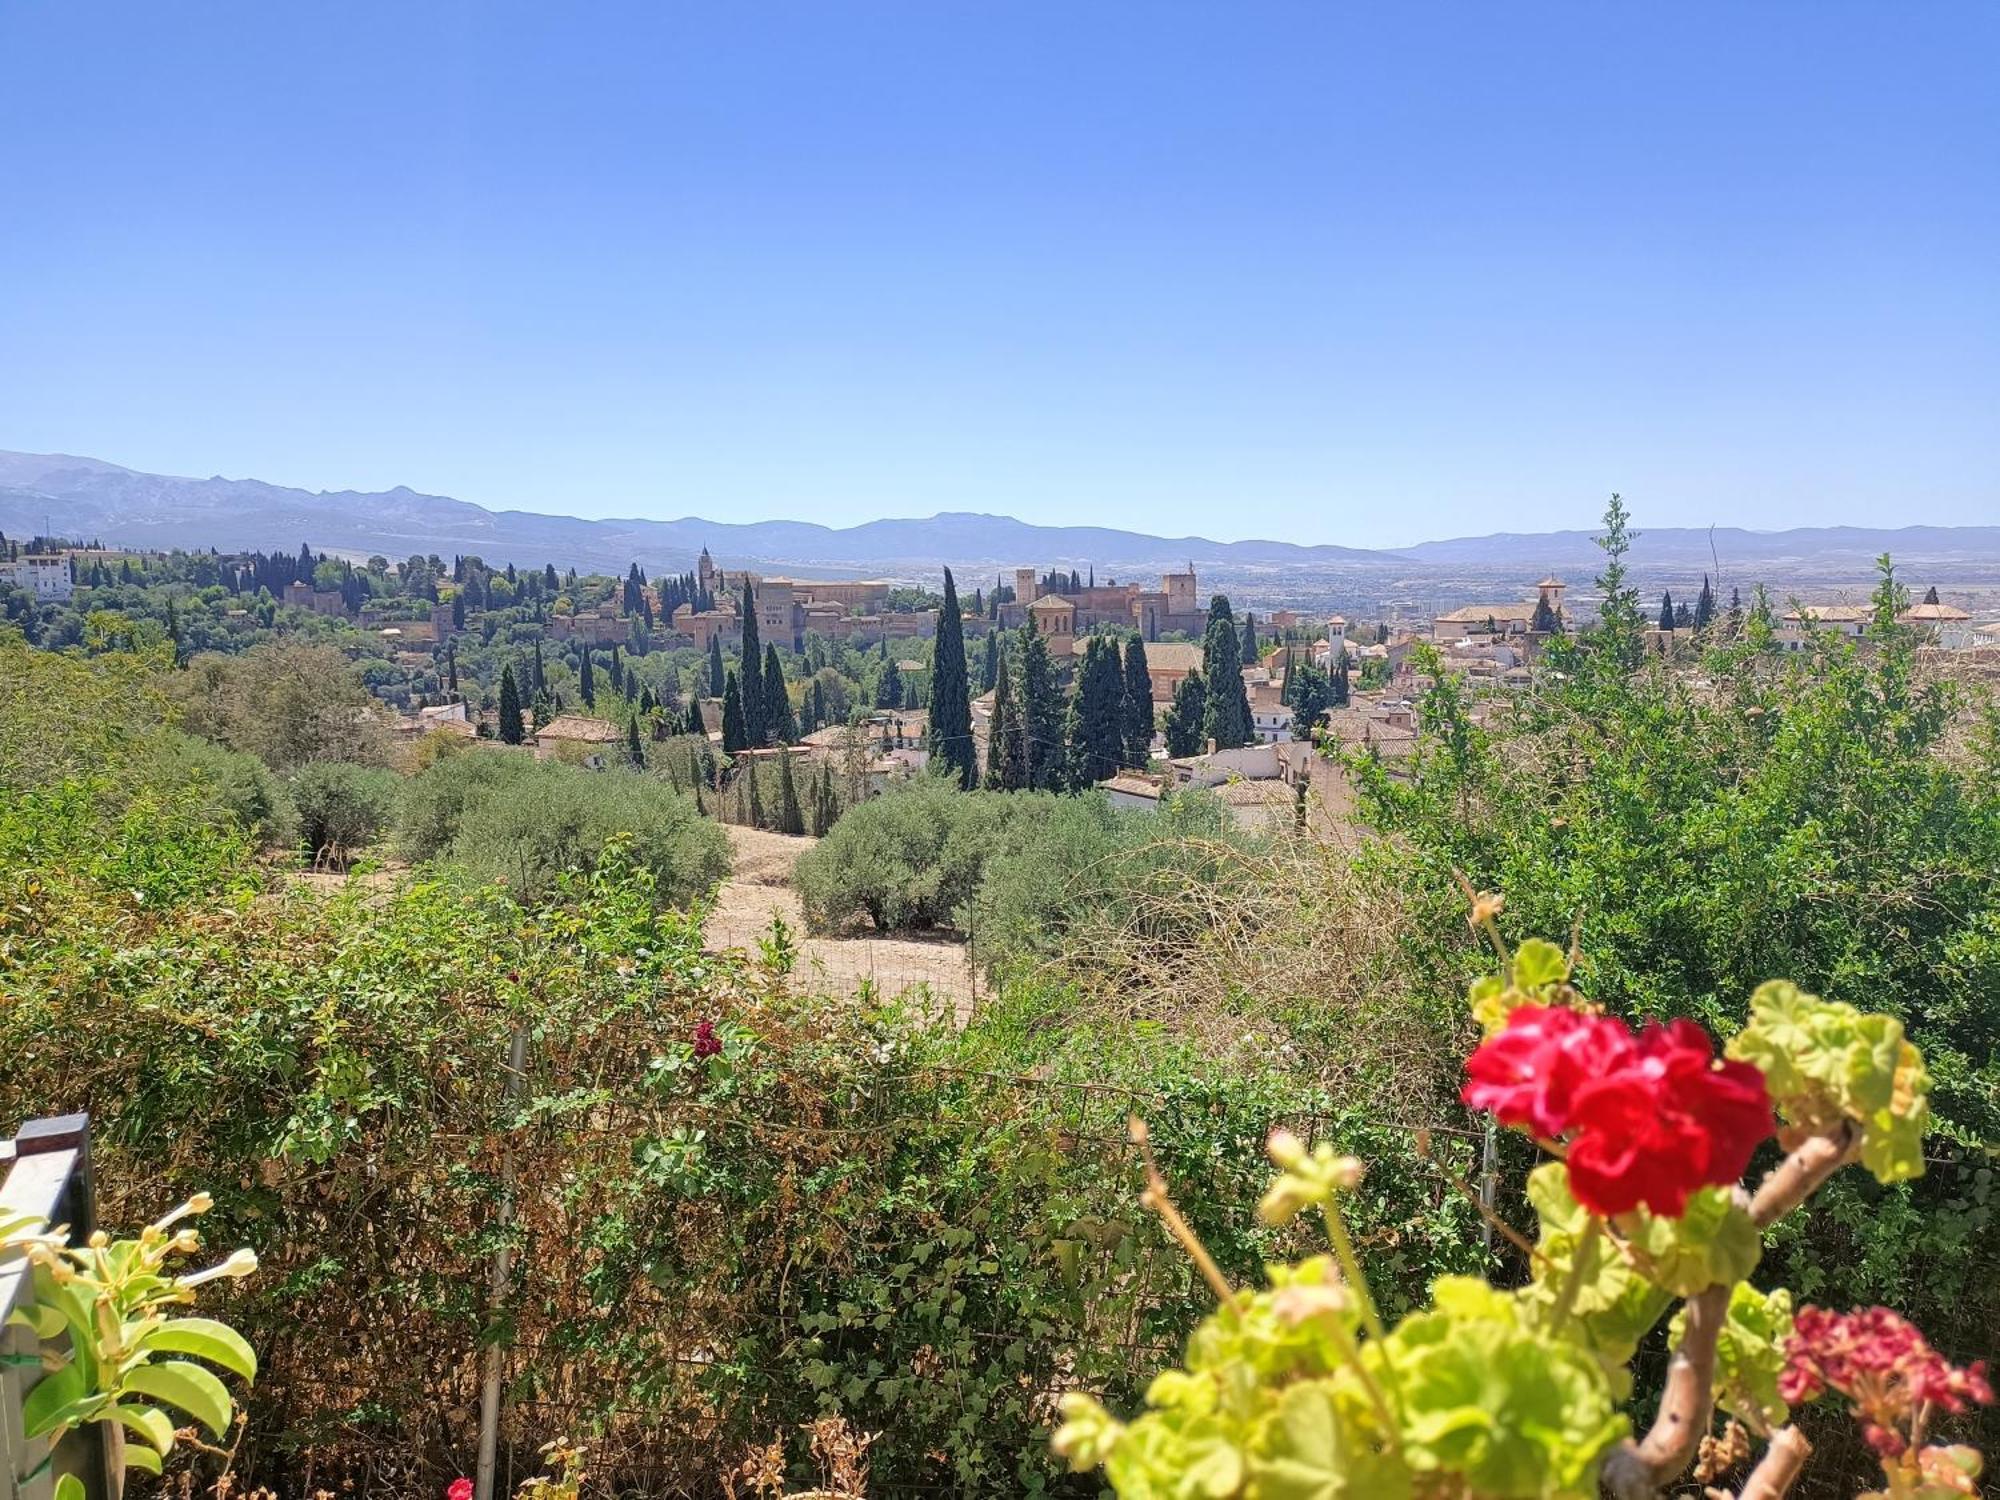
[473,1032,529,1500]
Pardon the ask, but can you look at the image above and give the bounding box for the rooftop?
[537,714,622,742]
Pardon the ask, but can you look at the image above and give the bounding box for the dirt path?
[710,825,974,1015]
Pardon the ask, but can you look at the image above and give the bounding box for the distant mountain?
[3,449,1996,585]
[0,451,1397,578]
[1398,524,2000,573]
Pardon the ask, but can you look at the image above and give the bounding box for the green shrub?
[410,755,727,907]
[141,728,296,848]
[288,761,400,863]
[397,745,535,861]
[793,780,1031,932]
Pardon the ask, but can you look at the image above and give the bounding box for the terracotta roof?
[1783,605,1870,623]
[1098,773,1164,800]
[1899,602,1971,622]
[1536,576,1566,589]
[1141,641,1205,673]
[1436,602,1541,624]
[537,714,622,742]
[1029,596,1074,613]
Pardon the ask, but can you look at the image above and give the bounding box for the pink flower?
[1782,1306,1991,1457]
[448,1479,475,1500]
[692,1020,722,1060]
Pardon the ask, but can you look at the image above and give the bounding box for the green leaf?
[54,1475,86,1500]
[121,1359,234,1436]
[1379,1275,1629,1498]
[1727,982,1932,1184]
[139,1317,257,1382]
[1249,1380,1410,1500]
[115,1401,178,1454]
[1671,1283,1793,1431]
[1627,1186,1761,1297]
[123,1442,164,1475]
[21,1360,87,1439]
[1511,938,1570,991]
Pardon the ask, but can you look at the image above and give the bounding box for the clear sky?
[1,3,1994,548]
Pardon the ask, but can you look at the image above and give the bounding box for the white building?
[1,554,74,601]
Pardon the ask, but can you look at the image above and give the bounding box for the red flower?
[447,1479,474,1500]
[1463,1007,1772,1219]
[1565,1019,1772,1217]
[1462,1005,1633,1138]
[692,1020,722,1060]
[1782,1306,1993,1458]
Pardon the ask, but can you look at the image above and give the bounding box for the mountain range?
[4,449,1997,586]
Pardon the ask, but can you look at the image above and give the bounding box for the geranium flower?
[448,1478,475,1500]
[1565,1020,1773,1218]
[1781,1305,1992,1458]
[1462,1005,1632,1138]
[1464,1008,1772,1218]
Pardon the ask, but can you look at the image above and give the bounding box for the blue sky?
[1,3,1993,548]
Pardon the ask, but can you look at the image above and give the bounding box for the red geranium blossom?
[1461,1005,1633,1138]
[1464,1008,1773,1218]
[447,1479,475,1500]
[1782,1305,1992,1459]
[1565,1019,1772,1217]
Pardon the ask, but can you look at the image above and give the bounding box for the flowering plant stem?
[1735,1426,1811,1500]
[1548,1214,1602,1334]
[1318,1197,1383,1344]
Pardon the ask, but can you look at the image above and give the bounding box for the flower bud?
[1265,1128,1306,1169]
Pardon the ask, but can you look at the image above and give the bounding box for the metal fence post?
[474,1031,529,1500]
[2,1114,110,1500]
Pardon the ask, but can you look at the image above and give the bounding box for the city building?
[0,554,74,601]
[1433,577,1565,643]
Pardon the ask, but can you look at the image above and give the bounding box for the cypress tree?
[777,752,805,835]
[1659,592,1676,632]
[1331,650,1350,708]
[626,713,645,768]
[686,695,707,736]
[1287,661,1331,736]
[1694,575,1716,630]
[721,671,749,753]
[579,647,596,708]
[1200,596,1252,749]
[875,654,903,709]
[811,764,839,836]
[1120,634,1154,768]
[927,567,976,789]
[746,760,765,829]
[446,644,459,695]
[980,631,1000,694]
[532,640,545,693]
[1016,622,1062,790]
[811,677,827,731]
[740,583,766,745]
[708,635,726,697]
[1164,672,1208,758]
[1063,636,1126,789]
[1923,584,1940,605]
[985,651,1026,790]
[1240,612,1258,667]
[498,665,525,745]
[763,643,796,743]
